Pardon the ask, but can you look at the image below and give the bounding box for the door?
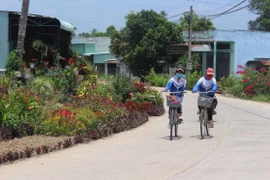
[206,52,230,80]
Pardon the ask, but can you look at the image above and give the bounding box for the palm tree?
[17,0,30,61]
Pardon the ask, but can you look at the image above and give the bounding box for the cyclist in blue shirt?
[192,68,218,128]
[162,65,186,123]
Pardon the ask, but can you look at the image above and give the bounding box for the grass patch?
[251,94,270,103]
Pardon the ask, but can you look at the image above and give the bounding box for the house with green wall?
[72,37,132,76]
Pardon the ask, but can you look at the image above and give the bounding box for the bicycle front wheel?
[205,110,209,136]
[200,108,209,139]
[169,108,177,141]
[175,123,178,137]
[200,110,204,139]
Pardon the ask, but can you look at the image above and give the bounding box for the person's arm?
[183,79,187,90]
[165,79,173,91]
[212,78,217,91]
[192,78,203,92]
[207,78,217,96]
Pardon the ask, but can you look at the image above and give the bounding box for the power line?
[167,13,186,19]
[202,0,248,19]
[168,0,248,21]
[185,0,238,7]
[210,5,249,18]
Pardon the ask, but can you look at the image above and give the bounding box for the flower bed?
[0,51,165,165]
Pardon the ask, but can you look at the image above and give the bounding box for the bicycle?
[164,91,186,141]
[197,91,215,139]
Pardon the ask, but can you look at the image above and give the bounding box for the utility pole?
[187,6,193,79]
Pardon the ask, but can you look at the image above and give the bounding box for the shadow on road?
[190,135,214,140]
[161,136,182,141]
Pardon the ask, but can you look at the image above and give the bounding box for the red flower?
[236,70,245,75]
[242,78,249,83]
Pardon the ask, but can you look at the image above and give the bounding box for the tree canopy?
[78,25,117,37]
[248,0,270,31]
[109,10,182,77]
[179,12,215,31]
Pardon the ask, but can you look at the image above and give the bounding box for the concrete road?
[0,91,270,180]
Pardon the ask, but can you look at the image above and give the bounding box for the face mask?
[206,75,213,80]
[176,73,183,79]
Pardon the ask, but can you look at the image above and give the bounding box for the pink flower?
[259,67,266,71]
[237,65,244,69]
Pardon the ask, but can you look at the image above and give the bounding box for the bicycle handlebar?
[161,90,187,94]
[198,91,215,94]
[170,91,187,94]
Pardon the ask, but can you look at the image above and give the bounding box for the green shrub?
[5,50,20,75]
[0,87,42,136]
[228,83,245,98]
[224,75,244,97]
[217,77,227,93]
[129,89,163,106]
[145,68,169,87]
[112,75,136,102]
[27,76,55,99]
[44,67,69,93]
[186,70,201,90]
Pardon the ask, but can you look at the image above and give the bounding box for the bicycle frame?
[163,91,186,141]
[197,91,215,139]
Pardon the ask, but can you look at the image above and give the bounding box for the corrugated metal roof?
[0,10,74,33]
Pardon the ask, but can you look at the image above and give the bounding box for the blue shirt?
[192,76,217,96]
[165,76,186,101]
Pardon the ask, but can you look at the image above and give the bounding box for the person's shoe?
[177,116,183,123]
[213,110,217,115]
[177,113,183,123]
[208,121,214,128]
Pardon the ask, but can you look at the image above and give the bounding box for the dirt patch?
[0,135,68,156]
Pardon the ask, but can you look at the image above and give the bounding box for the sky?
[2,0,257,34]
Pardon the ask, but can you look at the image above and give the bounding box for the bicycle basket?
[166,95,181,108]
[198,95,213,108]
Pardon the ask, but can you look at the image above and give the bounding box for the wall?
[72,43,95,54]
[0,12,9,70]
[71,44,85,54]
[214,30,270,73]
[72,36,111,52]
[94,53,115,63]
[92,37,111,52]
